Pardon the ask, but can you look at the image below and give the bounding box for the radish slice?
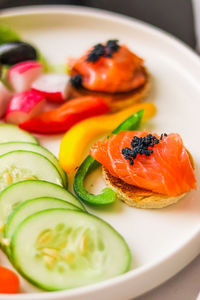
[32,73,70,103]
[0,82,13,119]
[8,61,43,93]
[5,91,46,125]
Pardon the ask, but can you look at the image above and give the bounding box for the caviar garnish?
[160,133,168,140]
[122,133,166,165]
[86,40,120,63]
[70,74,83,88]
[106,40,119,57]
[86,44,106,63]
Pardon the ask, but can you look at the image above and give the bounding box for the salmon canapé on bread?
[90,131,196,209]
[68,40,150,112]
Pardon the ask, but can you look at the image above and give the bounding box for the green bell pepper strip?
[73,109,144,205]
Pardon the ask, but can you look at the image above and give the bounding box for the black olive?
[0,41,38,65]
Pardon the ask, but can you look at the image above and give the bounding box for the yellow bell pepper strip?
[59,102,156,174]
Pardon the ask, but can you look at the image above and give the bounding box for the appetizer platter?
[0,5,200,300]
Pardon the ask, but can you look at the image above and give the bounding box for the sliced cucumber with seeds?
[5,197,80,244]
[11,209,131,291]
[0,180,85,224]
[0,150,63,192]
[0,142,67,187]
[0,124,38,144]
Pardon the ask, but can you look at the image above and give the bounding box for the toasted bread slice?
[69,67,150,112]
[102,147,194,209]
[102,150,195,209]
[102,167,185,209]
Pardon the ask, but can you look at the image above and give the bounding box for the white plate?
[0,5,200,300]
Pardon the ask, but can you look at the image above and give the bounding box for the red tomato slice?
[0,266,20,294]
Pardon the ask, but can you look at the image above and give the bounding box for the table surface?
[0,1,199,299]
[136,255,200,300]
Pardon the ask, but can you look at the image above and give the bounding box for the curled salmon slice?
[90,131,196,196]
[70,45,147,93]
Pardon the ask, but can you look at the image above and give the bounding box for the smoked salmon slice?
[90,131,196,196]
[70,44,147,93]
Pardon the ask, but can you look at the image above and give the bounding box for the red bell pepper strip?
[19,96,110,134]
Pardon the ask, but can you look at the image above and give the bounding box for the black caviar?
[160,133,168,140]
[86,40,120,63]
[122,133,168,165]
[70,74,83,88]
[86,43,106,63]
[106,40,120,57]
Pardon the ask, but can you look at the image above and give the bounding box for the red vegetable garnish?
[0,266,20,294]
[19,96,110,134]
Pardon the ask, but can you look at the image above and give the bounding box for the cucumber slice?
[0,150,63,192]
[0,142,67,187]
[5,197,80,242]
[0,124,38,144]
[0,180,85,224]
[11,209,131,291]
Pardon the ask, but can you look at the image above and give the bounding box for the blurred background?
[0,0,197,50]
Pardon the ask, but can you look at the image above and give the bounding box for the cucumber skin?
[0,150,64,187]
[10,208,131,291]
[0,142,68,188]
[4,197,81,257]
[4,197,81,239]
[0,124,39,144]
[0,180,85,212]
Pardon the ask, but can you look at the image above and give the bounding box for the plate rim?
[0,5,200,300]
